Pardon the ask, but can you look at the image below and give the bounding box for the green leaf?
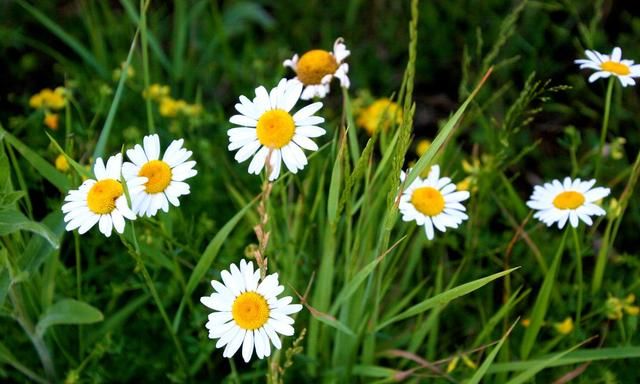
[173,197,258,331]
[310,309,355,337]
[36,299,104,337]
[0,126,71,192]
[0,208,59,248]
[376,267,517,331]
[352,365,398,378]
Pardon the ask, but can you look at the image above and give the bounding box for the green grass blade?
[93,27,140,160]
[467,320,518,384]
[520,229,568,359]
[506,340,587,384]
[376,267,517,331]
[15,0,107,77]
[1,126,71,192]
[488,346,640,373]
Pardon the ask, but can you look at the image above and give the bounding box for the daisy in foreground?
[283,37,350,99]
[228,78,325,180]
[122,134,197,217]
[575,47,640,87]
[62,153,147,237]
[527,177,610,229]
[399,165,470,240]
[200,259,303,362]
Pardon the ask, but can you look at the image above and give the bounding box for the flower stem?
[124,223,189,376]
[595,77,614,178]
[74,232,84,358]
[571,227,583,326]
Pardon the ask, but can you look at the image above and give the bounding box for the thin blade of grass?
[467,320,518,384]
[376,267,517,331]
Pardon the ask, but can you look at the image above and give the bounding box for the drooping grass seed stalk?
[253,149,274,278]
[594,77,614,178]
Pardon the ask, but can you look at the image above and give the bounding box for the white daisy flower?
[283,37,350,100]
[122,134,197,217]
[227,78,325,181]
[527,177,610,229]
[398,165,470,240]
[61,153,147,237]
[574,47,640,87]
[200,259,303,363]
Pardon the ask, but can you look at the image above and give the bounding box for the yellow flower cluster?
[356,98,403,136]
[606,294,640,320]
[553,317,574,335]
[143,84,202,118]
[29,87,67,111]
[55,154,70,172]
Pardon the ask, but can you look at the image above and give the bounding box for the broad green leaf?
[0,126,71,192]
[21,211,65,273]
[0,208,59,248]
[173,197,257,331]
[36,299,104,337]
[376,267,517,331]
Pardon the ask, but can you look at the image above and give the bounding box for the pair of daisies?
[62,134,197,237]
[228,38,350,181]
[397,165,611,241]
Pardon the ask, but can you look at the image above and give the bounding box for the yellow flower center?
[256,109,296,148]
[231,291,270,330]
[139,160,172,194]
[87,179,124,214]
[601,61,631,76]
[411,187,445,216]
[296,50,338,85]
[552,191,585,210]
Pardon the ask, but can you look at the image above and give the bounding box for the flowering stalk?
[253,150,274,278]
[595,77,614,178]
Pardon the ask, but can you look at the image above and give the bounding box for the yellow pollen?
[411,187,445,217]
[553,191,585,210]
[256,109,295,149]
[139,160,172,194]
[87,179,124,214]
[231,292,270,330]
[296,49,338,85]
[601,61,631,76]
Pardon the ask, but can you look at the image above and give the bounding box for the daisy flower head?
[283,37,350,100]
[122,134,197,217]
[228,78,326,181]
[527,177,610,229]
[574,47,640,87]
[62,153,146,237]
[398,165,470,240]
[200,259,303,363]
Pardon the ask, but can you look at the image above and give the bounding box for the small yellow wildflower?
[610,137,626,160]
[356,98,403,136]
[143,83,170,101]
[457,176,472,192]
[521,318,531,327]
[112,62,135,81]
[183,103,203,117]
[606,294,639,320]
[607,198,622,219]
[461,354,477,370]
[44,112,59,130]
[55,154,70,172]
[29,87,67,110]
[159,97,188,118]
[415,139,431,157]
[554,317,574,335]
[446,356,459,373]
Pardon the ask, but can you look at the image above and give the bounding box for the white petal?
[242,329,254,362]
[143,134,161,160]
